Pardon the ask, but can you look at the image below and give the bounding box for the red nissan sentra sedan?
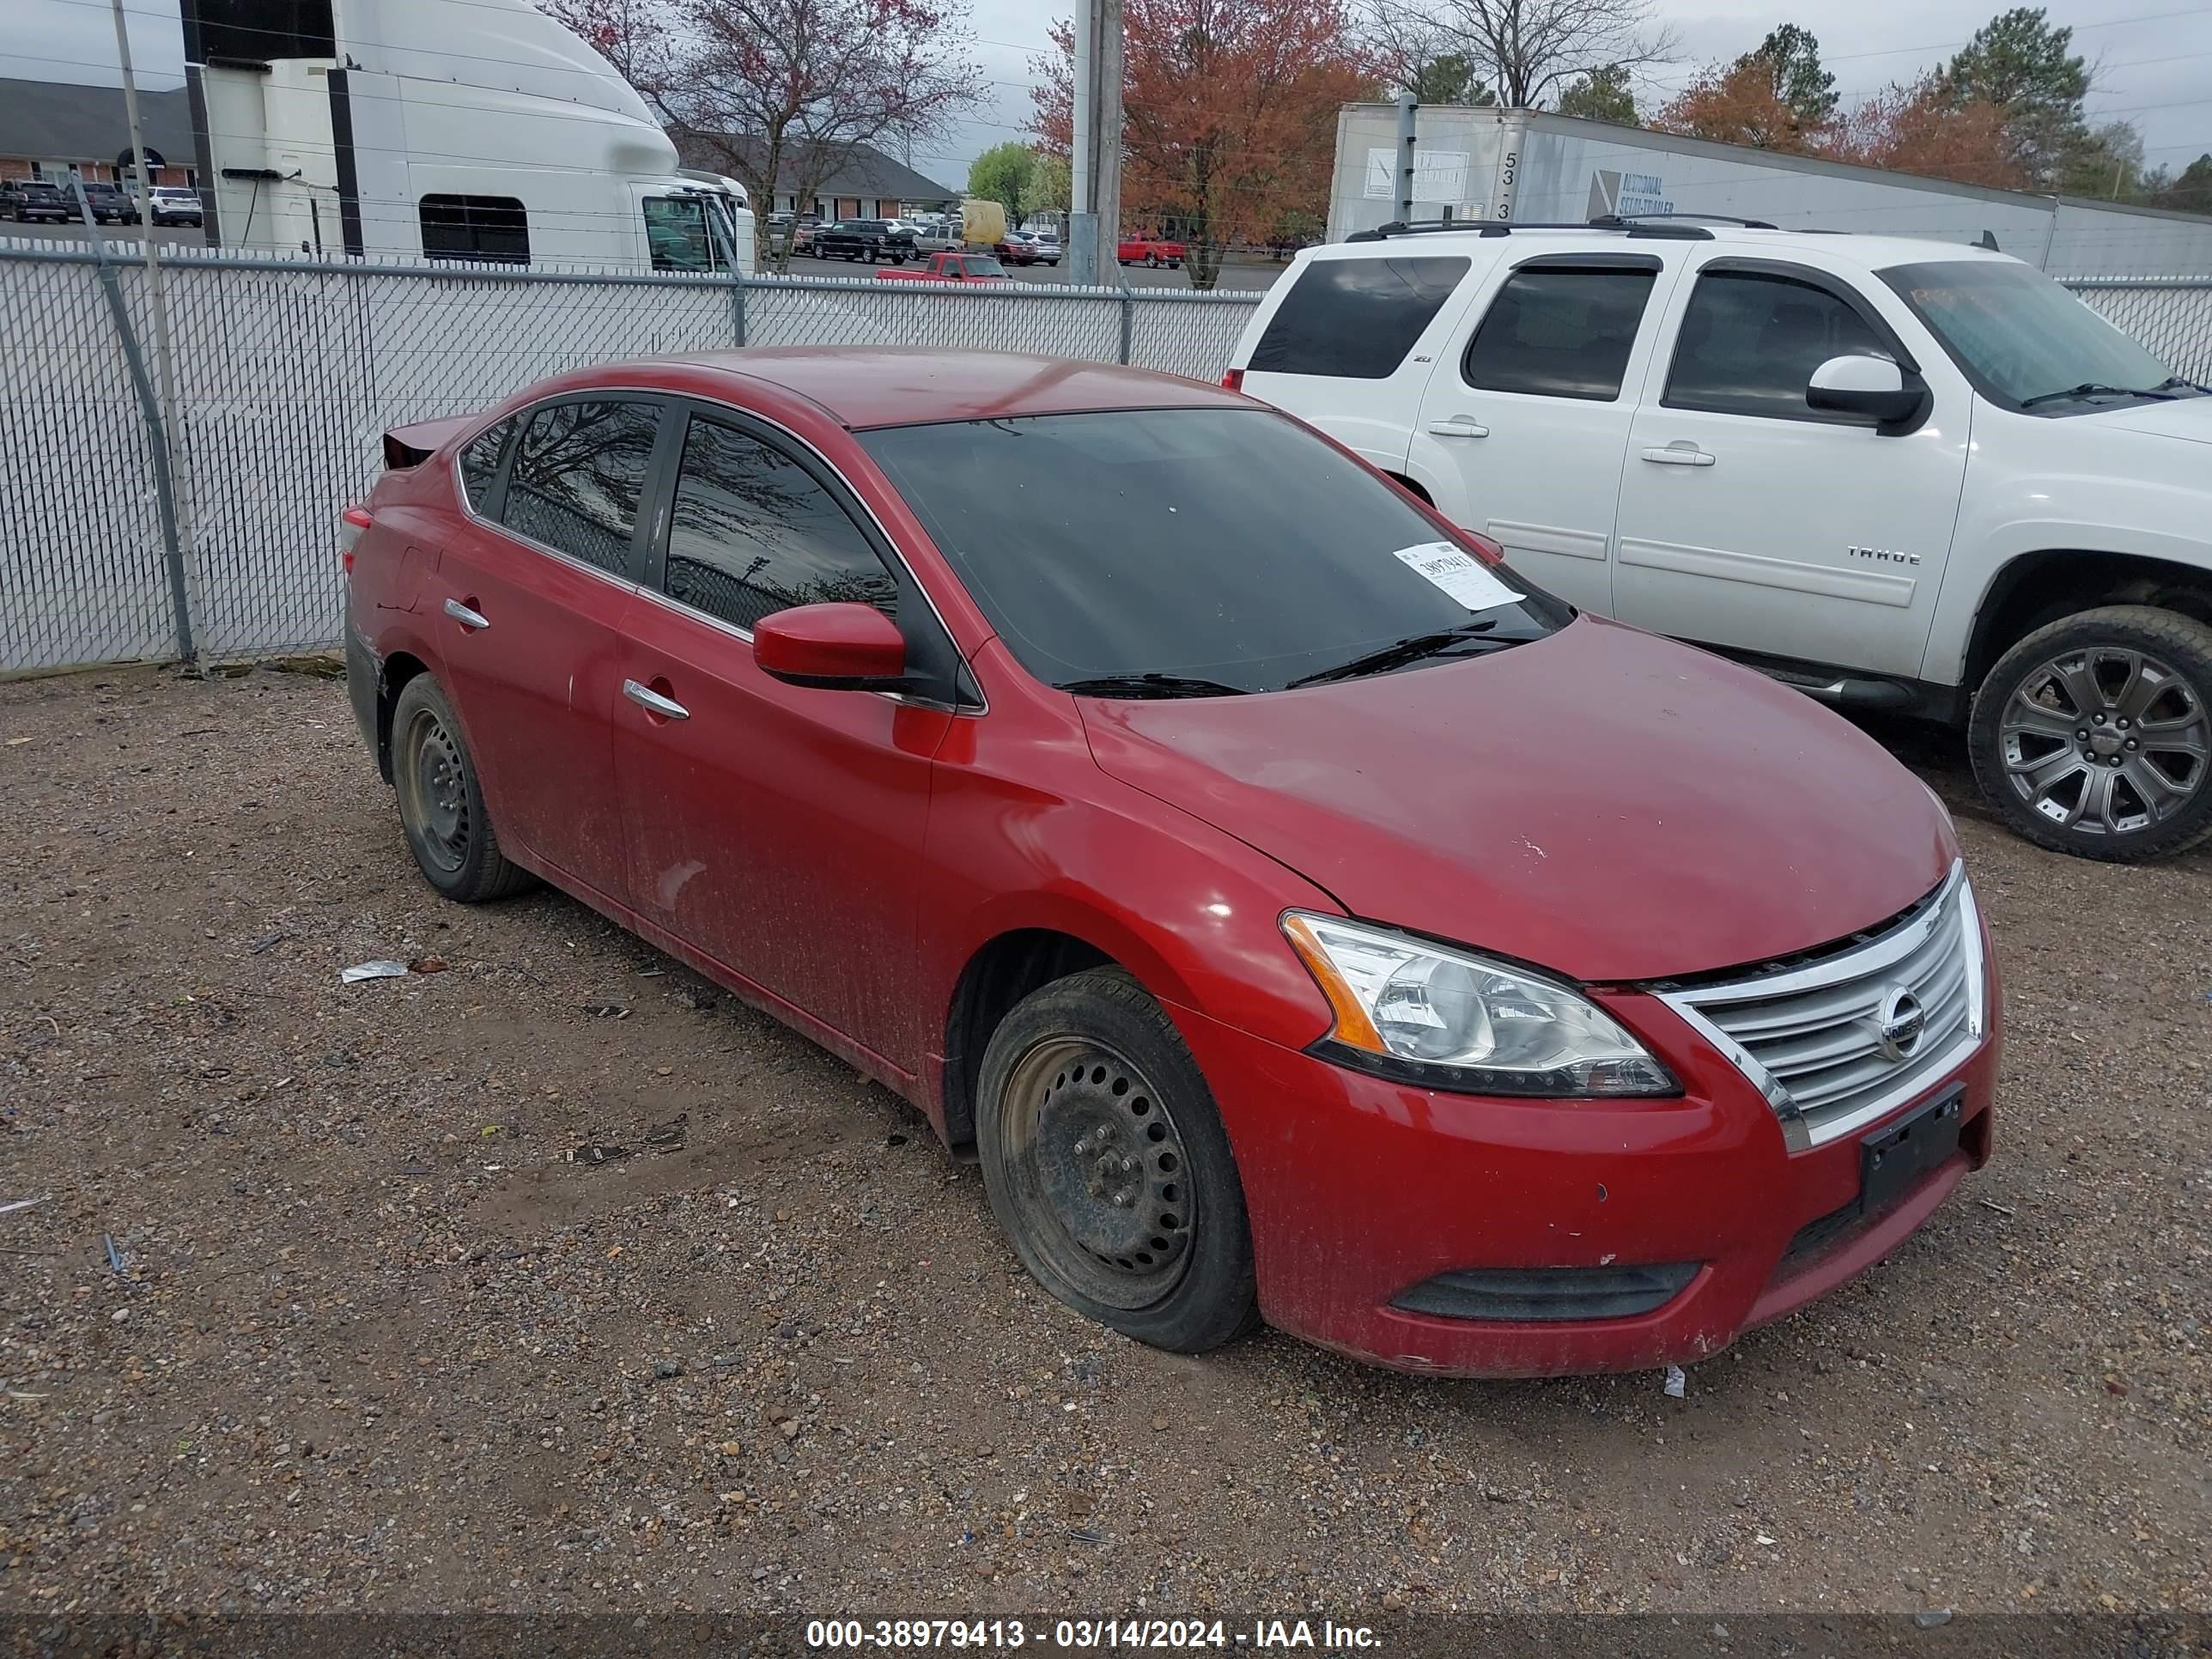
[343,348,1999,1376]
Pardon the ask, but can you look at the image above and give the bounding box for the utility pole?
[1067,0,1122,286]
[1091,0,1123,278]
[1395,94,1418,224]
[1069,0,1096,283]
[111,0,199,665]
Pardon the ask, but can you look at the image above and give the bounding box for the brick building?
[0,76,197,189]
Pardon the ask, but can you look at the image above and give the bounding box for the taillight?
[339,505,372,574]
[1220,368,1245,392]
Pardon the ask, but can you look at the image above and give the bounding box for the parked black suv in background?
[2,180,72,223]
[811,219,915,264]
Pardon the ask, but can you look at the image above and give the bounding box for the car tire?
[976,966,1261,1354]
[1969,603,2212,862]
[390,675,536,902]
[1146,252,1160,267]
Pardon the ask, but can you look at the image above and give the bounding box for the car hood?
[1077,617,1957,983]
[2081,394,2212,447]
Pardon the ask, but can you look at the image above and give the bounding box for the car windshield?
[1881,259,2194,410]
[859,408,1565,695]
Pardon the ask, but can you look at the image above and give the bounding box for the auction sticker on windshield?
[1390,541,1524,612]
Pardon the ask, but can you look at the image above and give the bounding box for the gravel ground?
[1,665,2206,1622]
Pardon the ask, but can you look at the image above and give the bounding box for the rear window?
[1247,256,1471,379]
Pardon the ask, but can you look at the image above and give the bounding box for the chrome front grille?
[1656,863,1986,1149]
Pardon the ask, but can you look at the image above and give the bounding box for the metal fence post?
[1119,284,1133,365]
[74,198,196,664]
[732,265,747,347]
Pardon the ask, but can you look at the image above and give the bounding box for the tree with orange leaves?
[1653,58,1819,154]
[1827,76,2027,192]
[1032,0,1378,289]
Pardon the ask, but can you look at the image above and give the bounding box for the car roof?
[625,347,1250,429]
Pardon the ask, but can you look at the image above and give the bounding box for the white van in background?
[185,0,754,273]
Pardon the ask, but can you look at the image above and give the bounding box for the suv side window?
[1461,264,1657,400]
[1664,270,1891,420]
[500,400,661,577]
[459,416,516,514]
[1249,257,1471,379]
[662,416,897,631]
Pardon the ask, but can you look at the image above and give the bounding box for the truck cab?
[189,0,753,273]
[1226,220,2212,861]
[878,251,1011,283]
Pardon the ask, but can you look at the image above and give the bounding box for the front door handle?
[623,678,690,720]
[1641,444,1717,466]
[443,597,489,629]
[1426,418,1491,439]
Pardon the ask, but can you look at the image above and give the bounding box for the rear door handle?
[1641,445,1716,466]
[623,678,690,720]
[1426,418,1491,439]
[442,597,489,629]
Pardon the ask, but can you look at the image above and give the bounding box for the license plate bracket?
[1860,1085,1965,1220]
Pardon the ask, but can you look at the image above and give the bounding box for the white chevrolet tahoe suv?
[1224,217,2212,861]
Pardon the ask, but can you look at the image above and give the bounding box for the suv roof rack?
[1589,211,1778,229]
[1345,218,1716,243]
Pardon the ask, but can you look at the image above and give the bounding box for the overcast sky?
[7,0,2207,189]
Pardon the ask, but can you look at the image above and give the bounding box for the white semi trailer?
[1328,106,2212,277]
[182,0,754,271]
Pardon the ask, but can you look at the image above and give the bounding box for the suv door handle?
[623,679,690,720]
[1426,418,1491,439]
[443,597,490,629]
[1641,444,1716,466]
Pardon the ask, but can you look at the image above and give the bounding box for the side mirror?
[753,602,906,690]
[1808,354,1929,429]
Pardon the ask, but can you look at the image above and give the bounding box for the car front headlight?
[1281,912,1678,1097]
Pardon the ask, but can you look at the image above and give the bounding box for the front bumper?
[1168,998,1997,1378]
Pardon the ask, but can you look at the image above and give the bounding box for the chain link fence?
[2063,279,2212,386]
[0,243,1266,672]
[2,241,2209,674]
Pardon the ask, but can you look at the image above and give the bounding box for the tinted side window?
[664,416,896,631]
[420,194,530,264]
[1460,267,1656,400]
[1666,270,1889,419]
[501,401,660,576]
[1249,257,1470,379]
[459,417,514,514]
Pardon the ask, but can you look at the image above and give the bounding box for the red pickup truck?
[877,252,1012,283]
[1117,235,1185,268]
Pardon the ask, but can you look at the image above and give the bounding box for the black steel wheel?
[1971,604,2212,861]
[390,675,535,902]
[976,968,1259,1352]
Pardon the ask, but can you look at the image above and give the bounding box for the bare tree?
[644,0,985,268]
[538,0,675,90]
[1359,0,1674,109]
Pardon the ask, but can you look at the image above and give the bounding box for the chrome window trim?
[453,385,983,715]
[450,406,647,598]
[1655,859,1985,1152]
